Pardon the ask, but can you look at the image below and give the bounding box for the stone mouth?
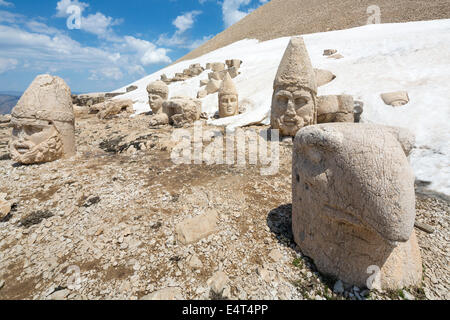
[13,142,32,154]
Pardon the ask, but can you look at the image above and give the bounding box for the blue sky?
[0,0,268,93]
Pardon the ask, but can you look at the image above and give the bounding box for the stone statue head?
[9,74,75,164]
[218,72,238,118]
[292,123,422,289]
[271,37,318,137]
[146,80,169,114]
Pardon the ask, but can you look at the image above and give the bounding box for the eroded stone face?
[219,94,238,118]
[271,85,316,137]
[10,119,63,164]
[9,74,75,164]
[146,81,169,114]
[292,123,422,289]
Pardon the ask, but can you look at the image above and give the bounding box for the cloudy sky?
[0,0,268,93]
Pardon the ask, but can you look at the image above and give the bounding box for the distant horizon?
[0,0,268,93]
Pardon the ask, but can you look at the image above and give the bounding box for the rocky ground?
[0,114,448,300]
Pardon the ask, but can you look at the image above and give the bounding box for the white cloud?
[222,0,252,28]
[123,36,172,65]
[0,10,23,23]
[157,10,206,49]
[89,67,123,81]
[173,10,201,34]
[0,57,17,74]
[80,12,123,39]
[0,0,14,8]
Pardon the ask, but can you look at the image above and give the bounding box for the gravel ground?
[0,115,448,300]
[177,0,450,63]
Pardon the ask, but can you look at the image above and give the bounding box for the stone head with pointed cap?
[218,72,239,118]
[271,36,318,137]
[9,74,76,164]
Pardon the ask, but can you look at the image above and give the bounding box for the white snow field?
[114,19,450,195]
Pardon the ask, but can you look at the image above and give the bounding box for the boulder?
[314,69,336,87]
[175,210,218,245]
[97,99,134,120]
[323,49,337,56]
[317,95,355,123]
[292,123,422,290]
[126,85,138,92]
[162,97,202,127]
[200,79,209,87]
[211,62,226,72]
[381,91,409,107]
[206,79,222,94]
[226,59,243,69]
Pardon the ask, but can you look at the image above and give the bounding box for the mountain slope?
[0,94,20,115]
[177,0,450,63]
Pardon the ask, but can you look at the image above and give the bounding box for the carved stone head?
[218,73,238,118]
[271,37,318,137]
[9,74,75,164]
[146,80,169,114]
[292,123,422,289]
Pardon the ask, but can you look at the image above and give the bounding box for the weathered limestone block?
[317,95,355,123]
[206,79,222,94]
[381,91,409,107]
[314,69,336,87]
[208,72,221,81]
[211,62,226,72]
[97,99,134,119]
[271,37,318,137]
[10,74,75,164]
[292,123,422,290]
[162,97,202,127]
[227,66,240,79]
[126,85,138,92]
[323,49,337,56]
[226,59,243,69]
[175,210,218,245]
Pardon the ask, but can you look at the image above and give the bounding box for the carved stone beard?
[10,127,64,164]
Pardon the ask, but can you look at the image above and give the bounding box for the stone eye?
[277,95,288,105]
[295,98,307,107]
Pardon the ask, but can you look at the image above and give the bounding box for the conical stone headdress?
[273,36,317,94]
[12,74,74,123]
[219,72,238,97]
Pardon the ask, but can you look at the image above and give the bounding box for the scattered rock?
[0,193,11,221]
[141,287,183,300]
[268,248,283,262]
[381,91,410,107]
[176,210,218,245]
[323,49,337,56]
[333,280,344,294]
[20,210,54,228]
[187,255,203,270]
[126,85,138,92]
[48,289,70,300]
[207,271,229,296]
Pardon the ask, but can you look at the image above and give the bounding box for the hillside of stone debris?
[0,114,448,300]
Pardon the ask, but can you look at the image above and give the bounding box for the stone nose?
[286,100,296,115]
